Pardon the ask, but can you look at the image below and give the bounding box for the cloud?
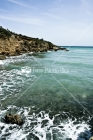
[81,0,88,6]
[0,9,8,12]
[0,15,44,26]
[7,0,35,9]
[43,13,63,20]
[54,0,62,3]
[80,0,92,15]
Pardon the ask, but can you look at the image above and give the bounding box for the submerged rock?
[5,113,23,125]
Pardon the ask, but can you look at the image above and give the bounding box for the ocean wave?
[0,67,37,98]
[0,106,92,140]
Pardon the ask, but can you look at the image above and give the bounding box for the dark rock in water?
[59,47,69,51]
[59,47,66,50]
[5,114,23,125]
[66,49,69,51]
[53,46,59,51]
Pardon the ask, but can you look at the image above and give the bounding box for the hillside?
[0,26,66,60]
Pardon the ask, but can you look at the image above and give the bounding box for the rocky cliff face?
[0,27,59,59]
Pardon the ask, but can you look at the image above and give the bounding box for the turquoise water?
[0,47,93,140]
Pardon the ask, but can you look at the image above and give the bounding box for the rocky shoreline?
[0,27,69,60]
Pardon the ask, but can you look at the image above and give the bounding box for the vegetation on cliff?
[0,26,59,59]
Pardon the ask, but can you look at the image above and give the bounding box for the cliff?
[0,27,59,59]
[0,27,67,60]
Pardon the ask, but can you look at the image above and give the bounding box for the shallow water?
[0,47,93,140]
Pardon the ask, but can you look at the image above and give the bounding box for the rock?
[89,136,93,140]
[0,27,69,59]
[5,113,23,125]
[53,46,59,51]
[59,47,69,51]
[59,47,66,50]
[66,49,69,51]
[0,55,6,60]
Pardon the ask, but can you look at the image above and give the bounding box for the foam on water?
[0,66,37,101]
[0,53,32,68]
[21,66,31,74]
[0,106,92,140]
[47,51,52,52]
[0,60,4,65]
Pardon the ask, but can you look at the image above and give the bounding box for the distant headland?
[0,26,68,60]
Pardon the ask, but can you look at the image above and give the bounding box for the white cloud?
[54,0,63,4]
[81,0,89,7]
[0,15,44,26]
[1,0,93,45]
[80,0,93,15]
[7,0,36,9]
[43,13,63,20]
[0,9,8,12]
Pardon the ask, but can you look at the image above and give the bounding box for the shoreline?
[0,47,69,60]
[0,27,69,60]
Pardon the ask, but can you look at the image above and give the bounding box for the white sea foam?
[28,52,33,54]
[0,54,32,68]
[0,106,92,140]
[0,67,37,99]
[21,66,31,74]
[47,51,51,52]
[0,60,4,65]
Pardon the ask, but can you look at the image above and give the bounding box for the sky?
[0,0,93,46]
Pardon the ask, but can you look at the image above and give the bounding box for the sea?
[0,46,93,140]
